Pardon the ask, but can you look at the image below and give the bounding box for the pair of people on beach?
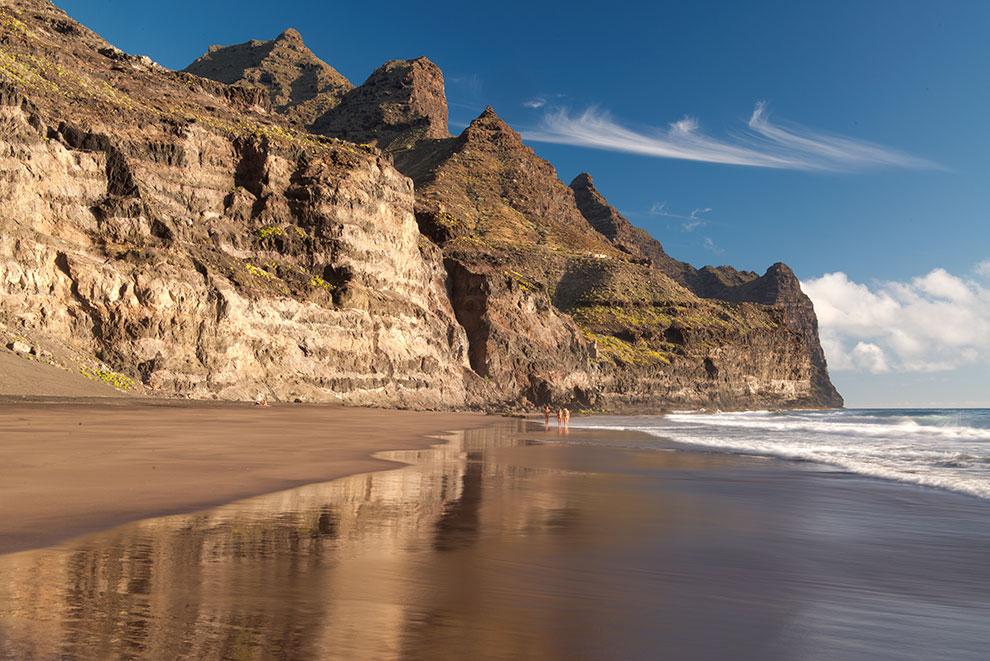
[543,405,570,428]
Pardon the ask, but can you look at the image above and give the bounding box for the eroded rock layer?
[392,109,841,409]
[0,1,841,409]
[0,1,468,406]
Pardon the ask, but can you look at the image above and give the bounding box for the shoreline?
[5,401,984,557]
[0,398,501,555]
[3,420,988,659]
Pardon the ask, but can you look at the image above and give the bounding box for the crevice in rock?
[321,264,353,306]
[54,251,103,344]
[703,357,719,380]
[443,258,491,377]
[233,136,270,201]
[56,123,139,198]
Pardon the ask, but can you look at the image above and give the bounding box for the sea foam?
[570,409,990,500]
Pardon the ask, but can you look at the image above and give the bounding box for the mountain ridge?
[0,2,841,410]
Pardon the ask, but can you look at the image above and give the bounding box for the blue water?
[571,409,990,500]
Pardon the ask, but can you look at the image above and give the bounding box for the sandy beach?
[0,399,497,554]
[2,420,988,659]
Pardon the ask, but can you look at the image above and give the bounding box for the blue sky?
[57,0,989,407]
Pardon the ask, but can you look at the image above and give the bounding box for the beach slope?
[0,400,495,554]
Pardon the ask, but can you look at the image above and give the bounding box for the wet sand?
[0,399,497,554]
[2,421,989,659]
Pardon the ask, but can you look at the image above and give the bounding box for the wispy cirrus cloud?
[702,237,724,255]
[524,101,937,172]
[522,97,547,109]
[649,202,713,231]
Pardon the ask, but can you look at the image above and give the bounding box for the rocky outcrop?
[396,108,617,252]
[183,28,352,127]
[571,175,842,407]
[390,107,840,409]
[0,1,468,406]
[186,30,450,151]
[570,173,684,270]
[0,2,841,410]
[312,57,450,151]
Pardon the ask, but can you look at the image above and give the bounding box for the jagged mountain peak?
[311,54,449,149]
[183,29,351,126]
[569,171,691,277]
[275,27,305,44]
[465,106,516,136]
[571,172,594,187]
[391,106,621,256]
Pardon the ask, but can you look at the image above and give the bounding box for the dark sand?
[0,399,496,554]
[2,421,989,659]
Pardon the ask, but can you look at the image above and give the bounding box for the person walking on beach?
[563,407,571,427]
[543,405,552,429]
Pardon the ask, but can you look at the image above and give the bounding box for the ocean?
[571,408,990,500]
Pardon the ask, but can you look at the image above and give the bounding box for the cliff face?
[570,175,842,408]
[0,2,841,409]
[389,110,839,409]
[0,1,468,406]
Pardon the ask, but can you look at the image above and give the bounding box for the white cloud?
[975,260,990,278]
[702,237,724,255]
[524,102,937,171]
[851,342,890,374]
[523,97,546,109]
[649,203,713,231]
[802,266,990,374]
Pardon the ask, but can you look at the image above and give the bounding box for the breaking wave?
[570,409,990,500]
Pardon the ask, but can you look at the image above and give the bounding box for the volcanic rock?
[394,107,842,408]
[312,56,450,150]
[184,28,352,127]
[0,0,468,406]
[0,1,842,410]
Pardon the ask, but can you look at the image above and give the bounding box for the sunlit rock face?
[183,27,353,127]
[0,0,840,410]
[0,0,468,406]
[312,56,451,151]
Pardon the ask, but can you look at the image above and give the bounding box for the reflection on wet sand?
[3,422,990,660]
[0,421,570,659]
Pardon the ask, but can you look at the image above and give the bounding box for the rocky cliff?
[0,1,841,409]
[390,109,840,409]
[0,0,468,406]
[570,174,842,407]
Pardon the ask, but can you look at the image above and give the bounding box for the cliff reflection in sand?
[0,421,575,659]
[4,422,990,660]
